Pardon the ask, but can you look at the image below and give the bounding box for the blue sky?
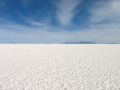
[0,0,120,43]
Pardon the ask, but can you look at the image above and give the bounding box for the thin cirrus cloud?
[56,0,81,25]
[0,0,120,43]
[0,19,120,43]
[90,0,120,23]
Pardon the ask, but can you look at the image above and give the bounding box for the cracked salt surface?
[0,44,120,90]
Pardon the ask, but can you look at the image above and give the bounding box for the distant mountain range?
[63,41,97,44]
[63,41,120,44]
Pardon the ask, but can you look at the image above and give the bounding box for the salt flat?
[0,44,120,90]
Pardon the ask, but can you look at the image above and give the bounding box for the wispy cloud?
[56,0,81,25]
[90,0,120,23]
[27,20,47,27]
[0,0,120,43]
[0,19,120,43]
[24,19,50,27]
[14,11,50,27]
[87,0,120,43]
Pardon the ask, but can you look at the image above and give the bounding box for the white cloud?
[0,0,120,43]
[90,0,120,23]
[56,0,81,25]
[15,11,50,27]
[86,0,120,43]
[25,17,51,27]
[0,21,120,43]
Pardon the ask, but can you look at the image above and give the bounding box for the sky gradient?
[0,0,120,43]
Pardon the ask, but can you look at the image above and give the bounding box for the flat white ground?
[0,44,120,90]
